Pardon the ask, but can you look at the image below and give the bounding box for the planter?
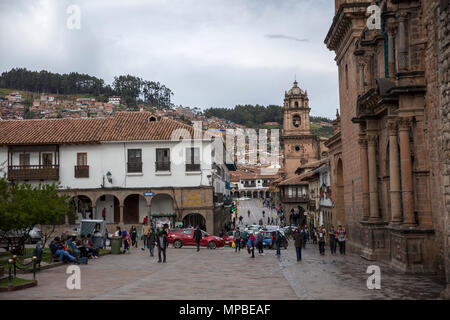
[0,280,37,292]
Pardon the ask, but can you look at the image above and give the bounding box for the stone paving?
[0,199,445,300]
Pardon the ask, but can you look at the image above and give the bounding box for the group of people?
[49,234,99,264]
[114,221,169,263]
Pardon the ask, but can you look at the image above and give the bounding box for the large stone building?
[324,0,449,296]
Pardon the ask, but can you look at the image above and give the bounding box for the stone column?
[359,64,366,93]
[367,134,380,221]
[398,118,416,226]
[388,120,402,225]
[387,29,395,78]
[397,13,408,71]
[359,134,370,220]
[147,205,151,223]
[119,205,124,225]
[92,206,96,219]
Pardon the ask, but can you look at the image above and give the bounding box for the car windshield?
[201,231,209,236]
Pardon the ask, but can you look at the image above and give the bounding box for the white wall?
[0,140,214,190]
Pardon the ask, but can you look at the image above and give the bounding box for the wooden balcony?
[281,195,309,203]
[74,165,89,178]
[8,165,59,181]
[155,161,170,171]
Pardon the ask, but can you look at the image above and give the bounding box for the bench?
[0,236,22,253]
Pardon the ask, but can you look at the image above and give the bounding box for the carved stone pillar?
[359,134,370,220]
[397,13,408,71]
[119,205,124,225]
[388,120,402,225]
[387,29,395,78]
[398,118,416,226]
[359,64,366,93]
[367,134,380,221]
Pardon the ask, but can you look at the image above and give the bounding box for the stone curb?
[15,250,111,274]
[0,280,37,292]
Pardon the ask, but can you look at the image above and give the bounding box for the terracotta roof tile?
[0,112,195,145]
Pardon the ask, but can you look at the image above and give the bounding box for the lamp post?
[106,171,112,184]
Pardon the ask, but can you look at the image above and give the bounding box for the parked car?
[262,230,288,249]
[168,228,224,249]
[28,227,43,244]
[223,231,234,246]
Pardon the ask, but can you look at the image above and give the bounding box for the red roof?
[0,112,195,145]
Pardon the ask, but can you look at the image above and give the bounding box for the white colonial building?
[0,112,233,233]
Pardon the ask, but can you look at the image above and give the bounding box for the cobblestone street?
[0,241,445,300]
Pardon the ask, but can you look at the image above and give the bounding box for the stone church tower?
[282,81,321,178]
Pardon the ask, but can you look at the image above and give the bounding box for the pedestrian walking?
[248,233,255,258]
[122,229,131,253]
[329,226,337,254]
[248,210,251,219]
[293,228,304,261]
[234,227,241,252]
[157,228,168,263]
[141,221,150,250]
[317,226,327,255]
[312,228,318,244]
[194,225,202,252]
[275,231,282,256]
[256,231,264,255]
[337,225,347,255]
[147,228,156,256]
[302,227,309,248]
[130,225,138,248]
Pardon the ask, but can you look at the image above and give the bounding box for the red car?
[168,228,224,249]
[222,231,234,246]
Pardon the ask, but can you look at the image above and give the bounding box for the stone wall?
[437,0,450,298]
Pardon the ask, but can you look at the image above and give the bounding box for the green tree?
[0,175,70,254]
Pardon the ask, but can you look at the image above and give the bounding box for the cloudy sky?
[0,0,338,118]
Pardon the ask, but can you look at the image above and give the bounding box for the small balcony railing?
[127,162,142,173]
[281,195,309,203]
[186,163,201,172]
[8,165,59,181]
[155,161,171,171]
[74,165,89,178]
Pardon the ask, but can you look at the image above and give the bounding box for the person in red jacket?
[101,208,106,221]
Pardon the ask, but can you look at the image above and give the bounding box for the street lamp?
[106,171,112,184]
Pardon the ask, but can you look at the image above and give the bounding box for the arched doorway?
[336,158,345,226]
[259,191,264,198]
[253,191,258,198]
[183,213,206,231]
[71,195,93,221]
[96,195,120,223]
[124,194,146,224]
[266,191,271,198]
[240,191,245,198]
[246,191,252,198]
[151,194,175,228]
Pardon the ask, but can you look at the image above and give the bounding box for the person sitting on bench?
[66,236,81,258]
[50,237,76,263]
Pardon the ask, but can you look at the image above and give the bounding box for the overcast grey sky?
[0,0,338,118]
